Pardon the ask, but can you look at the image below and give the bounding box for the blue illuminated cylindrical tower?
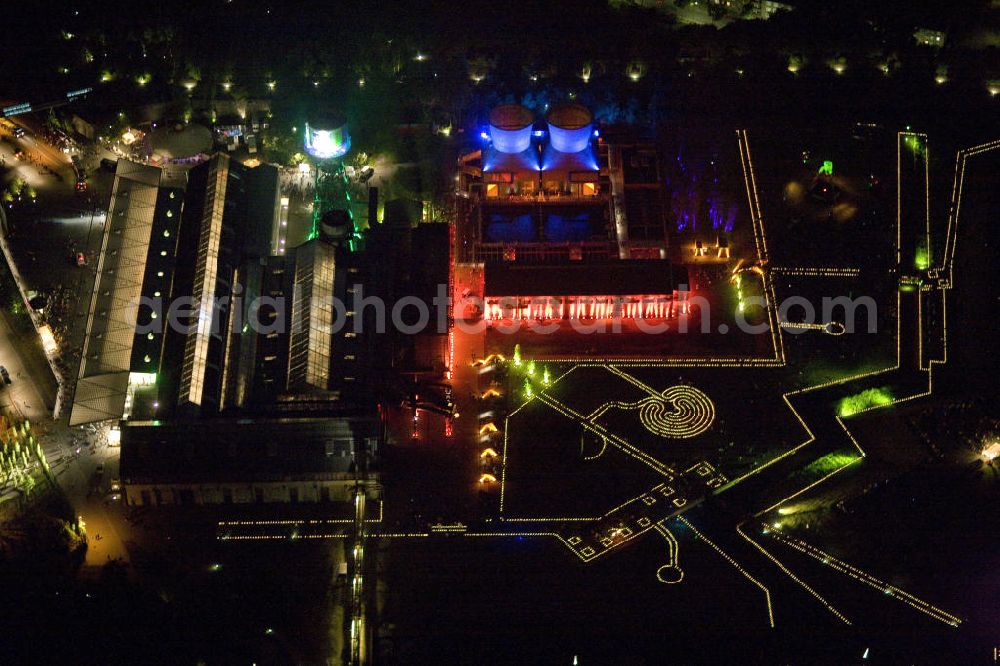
[488,104,534,154]
[546,103,593,153]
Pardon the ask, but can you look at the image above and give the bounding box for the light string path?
[214,132,996,633]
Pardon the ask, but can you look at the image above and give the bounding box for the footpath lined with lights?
[741,131,932,509]
[678,516,774,628]
[727,132,998,630]
[756,131,1000,514]
[763,523,961,627]
[737,521,851,625]
[653,521,684,584]
[485,128,858,574]
[555,462,725,563]
[481,354,730,561]
[770,266,862,278]
[737,130,787,364]
[212,131,999,632]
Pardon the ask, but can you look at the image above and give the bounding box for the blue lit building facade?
[458,103,611,260]
[478,103,601,200]
[456,103,685,325]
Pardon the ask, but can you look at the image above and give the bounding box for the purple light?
[709,203,722,229]
[676,211,692,232]
[725,204,737,232]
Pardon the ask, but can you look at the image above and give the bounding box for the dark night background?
[1,1,999,664]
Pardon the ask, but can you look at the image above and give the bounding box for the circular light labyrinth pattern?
[639,386,715,439]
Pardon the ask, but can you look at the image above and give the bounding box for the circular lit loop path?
[638,386,715,439]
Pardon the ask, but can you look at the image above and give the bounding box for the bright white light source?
[304,123,350,160]
[39,325,58,354]
[312,131,335,154]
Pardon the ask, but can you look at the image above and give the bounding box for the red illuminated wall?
[483,293,689,321]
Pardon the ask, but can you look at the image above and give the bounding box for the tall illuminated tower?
[304,112,357,246]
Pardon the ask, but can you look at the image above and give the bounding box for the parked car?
[0,366,11,385]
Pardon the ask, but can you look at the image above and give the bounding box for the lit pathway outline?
[679,516,774,628]
[212,132,999,638]
[763,522,961,627]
